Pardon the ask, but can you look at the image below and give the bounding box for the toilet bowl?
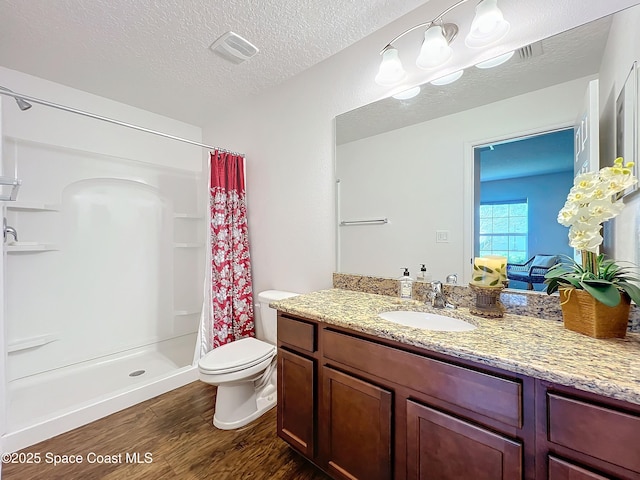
[198,290,298,430]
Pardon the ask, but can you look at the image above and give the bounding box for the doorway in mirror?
[474,128,574,291]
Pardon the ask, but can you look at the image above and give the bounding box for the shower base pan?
[3,333,198,452]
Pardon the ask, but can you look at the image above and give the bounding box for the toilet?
[198,289,299,430]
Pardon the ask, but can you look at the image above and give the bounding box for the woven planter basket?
[559,288,631,338]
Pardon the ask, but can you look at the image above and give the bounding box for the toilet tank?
[257,290,299,344]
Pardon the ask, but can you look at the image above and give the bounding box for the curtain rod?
[0,89,244,157]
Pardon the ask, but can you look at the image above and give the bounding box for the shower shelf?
[173,243,205,248]
[174,309,201,316]
[6,243,58,253]
[6,202,60,212]
[8,334,59,353]
[174,213,204,219]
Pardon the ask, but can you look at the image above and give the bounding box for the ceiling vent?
[209,31,259,64]
[517,41,544,61]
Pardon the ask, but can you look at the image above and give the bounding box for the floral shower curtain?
[198,150,254,356]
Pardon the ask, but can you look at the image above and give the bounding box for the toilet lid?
[198,337,276,374]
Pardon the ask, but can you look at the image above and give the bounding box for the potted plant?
[544,157,640,338]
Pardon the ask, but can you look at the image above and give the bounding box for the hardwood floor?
[2,381,331,480]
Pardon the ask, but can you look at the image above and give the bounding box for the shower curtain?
[197,150,255,356]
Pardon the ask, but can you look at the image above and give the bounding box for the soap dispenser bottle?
[399,268,414,299]
[417,264,427,282]
[423,264,432,283]
[417,264,432,283]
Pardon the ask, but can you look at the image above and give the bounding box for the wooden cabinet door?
[322,367,392,480]
[406,400,522,480]
[277,348,315,457]
[548,456,611,480]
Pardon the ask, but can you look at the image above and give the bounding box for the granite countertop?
[272,288,640,406]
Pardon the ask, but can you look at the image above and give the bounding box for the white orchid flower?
[568,225,602,252]
[558,157,637,252]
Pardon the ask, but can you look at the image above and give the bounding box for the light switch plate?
[436,230,449,243]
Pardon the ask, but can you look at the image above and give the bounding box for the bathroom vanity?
[274,289,640,480]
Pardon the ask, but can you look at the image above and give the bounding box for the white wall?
[202,0,640,295]
[337,77,590,280]
[599,6,640,266]
[0,66,203,171]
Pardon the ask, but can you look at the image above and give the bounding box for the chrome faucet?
[429,281,456,309]
[3,217,17,243]
[445,273,458,284]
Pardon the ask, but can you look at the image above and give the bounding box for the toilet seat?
[198,337,275,375]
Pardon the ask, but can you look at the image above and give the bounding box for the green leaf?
[580,281,621,307]
[617,271,640,281]
[545,278,560,295]
[545,267,572,279]
[615,275,640,284]
[581,279,613,287]
[545,252,640,303]
[478,266,494,273]
[563,276,582,288]
[618,281,640,305]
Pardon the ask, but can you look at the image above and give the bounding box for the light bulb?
[375,47,406,86]
[392,86,421,100]
[475,51,514,69]
[430,70,464,86]
[416,25,452,70]
[465,0,510,48]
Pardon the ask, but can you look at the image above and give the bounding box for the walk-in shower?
[0,80,214,451]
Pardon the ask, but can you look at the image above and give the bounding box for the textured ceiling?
[479,129,575,182]
[0,0,428,125]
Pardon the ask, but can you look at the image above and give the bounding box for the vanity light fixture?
[375,47,406,86]
[375,0,510,87]
[416,25,454,69]
[392,86,421,100]
[465,0,511,48]
[430,70,464,85]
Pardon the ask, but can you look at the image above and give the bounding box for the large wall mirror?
[335,4,640,288]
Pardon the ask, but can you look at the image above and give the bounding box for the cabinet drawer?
[323,329,521,427]
[548,393,640,473]
[548,456,611,480]
[278,314,316,353]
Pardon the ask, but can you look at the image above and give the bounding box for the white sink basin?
[378,311,476,332]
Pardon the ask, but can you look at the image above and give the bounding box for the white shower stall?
[0,67,207,452]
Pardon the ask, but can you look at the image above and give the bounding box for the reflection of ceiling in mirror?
[479,129,575,181]
[336,15,612,145]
